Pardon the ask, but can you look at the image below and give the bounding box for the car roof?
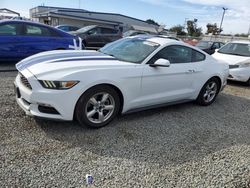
[129,35,183,45]
[128,35,208,55]
[56,24,79,27]
[230,40,250,44]
[0,20,74,37]
[0,20,49,27]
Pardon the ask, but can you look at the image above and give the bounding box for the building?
[30,6,159,33]
[0,8,20,20]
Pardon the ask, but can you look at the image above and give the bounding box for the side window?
[0,24,19,35]
[25,24,56,37]
[70,26,78,31]
[149,45,192,64]
[60,26,68,31]
[26,25,42,35]
[88,28,100,35]
[192,50,206,62]
[212,42,220,49]
[101,28,117,34]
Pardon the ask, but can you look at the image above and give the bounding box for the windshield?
[196,41,212,49]
[99,38,160,63]
[76,25,95,33]
[123,30,135,37]
[218,43,250,57]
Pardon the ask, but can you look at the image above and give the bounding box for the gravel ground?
[0,71,250,187]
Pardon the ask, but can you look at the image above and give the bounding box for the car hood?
[212,52,250,65]
[16,50,134,78]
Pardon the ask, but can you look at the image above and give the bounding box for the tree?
[146,19,160,26]
[206,23,220,35]
[169,25,186,36]
[187,19,202,37]
[235,33,248,37]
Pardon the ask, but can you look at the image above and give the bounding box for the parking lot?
[0,70,249,187]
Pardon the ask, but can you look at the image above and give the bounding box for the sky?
[1,0,250,34]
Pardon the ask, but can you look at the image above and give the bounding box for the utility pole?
[219,7,228,34]
[248,24,250,36]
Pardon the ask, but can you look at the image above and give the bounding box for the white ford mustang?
[14,35,229,128]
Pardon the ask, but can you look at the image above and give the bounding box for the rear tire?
[246,78,250,86]
[196,78,220,106]
[75,85,120,128]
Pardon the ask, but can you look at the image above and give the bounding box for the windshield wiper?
[100,51,116,58]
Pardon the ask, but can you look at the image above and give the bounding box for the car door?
[0,22,24,61]
[140,45,205,107]
[19,23,63,57]
[100,27,119,46]
[85,27,102,48]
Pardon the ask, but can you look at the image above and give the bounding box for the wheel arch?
[210,76,222,90]
[73,83,124,120]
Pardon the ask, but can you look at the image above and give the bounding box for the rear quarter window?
[192,50,206,62]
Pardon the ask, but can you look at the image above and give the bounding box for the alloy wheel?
[203,81,218,103]
[85,92,115,124]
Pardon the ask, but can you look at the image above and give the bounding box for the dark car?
[196,41,225,55]
[0,20,81,62]
[70,25,122,49]
[55,25,80,32]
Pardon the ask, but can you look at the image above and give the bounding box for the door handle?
[186,69,195,73]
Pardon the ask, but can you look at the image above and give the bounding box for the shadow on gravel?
[37,93,250,166]
[227,80,250,88]
[0,62,17,72]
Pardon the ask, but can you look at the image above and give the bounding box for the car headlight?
[39,80,79,90]
[238,60,250,68]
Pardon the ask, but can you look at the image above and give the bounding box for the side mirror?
[150,58,170,67]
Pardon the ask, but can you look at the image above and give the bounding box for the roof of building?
[49,12,123,25]
[0,8,20,16]
[32,6,157,26]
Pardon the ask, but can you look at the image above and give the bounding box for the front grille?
[229,65,239,69]
[20,73,32,90]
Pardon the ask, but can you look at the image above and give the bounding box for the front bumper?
[14,70,80,121]
[228,67,250,82]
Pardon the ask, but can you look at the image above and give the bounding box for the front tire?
[75,85,120,128]
[196,78,220,106]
